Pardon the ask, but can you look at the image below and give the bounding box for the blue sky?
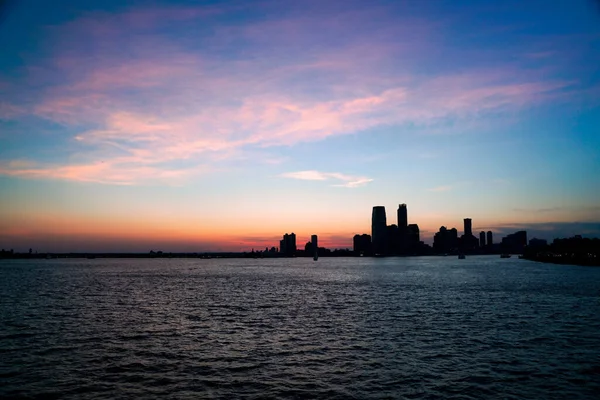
[0,0,599,251]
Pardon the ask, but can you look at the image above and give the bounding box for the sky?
[0,0,599,252]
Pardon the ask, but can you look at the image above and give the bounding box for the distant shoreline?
[2,253,598,267]
[521,255,600,267]
[1,252,499,260]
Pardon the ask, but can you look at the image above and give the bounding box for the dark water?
[1,256,599,399]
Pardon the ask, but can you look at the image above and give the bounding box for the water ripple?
[1,256,599,399]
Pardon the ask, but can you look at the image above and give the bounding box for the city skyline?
[3,200,596,254]
[1,0,600,252]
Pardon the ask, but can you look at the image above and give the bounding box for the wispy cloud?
[0,102,23,120]
[0,3,594,184]
[512,207,564,214]
[280,171,329,181]
[512,206,600,214]
[428,185,453,192]
[483,221,600,241]
[525,51,556,59]
[0,158,212,185]
[280,170,373,188]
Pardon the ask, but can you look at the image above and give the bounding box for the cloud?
[512,207,564,214]
[483,221,600,242]
[280,170,373,188]
[332,178,374,188]
[512,206,600,215]
[428,185,453,192]
[280,170,329,181]
[0,2,594,184]
[525,51,556,59]
[0,159,211,185]
[0,102,23,120]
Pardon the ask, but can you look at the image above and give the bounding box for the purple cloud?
[0,3,594,184]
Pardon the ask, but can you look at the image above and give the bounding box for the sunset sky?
[1,0,599,252]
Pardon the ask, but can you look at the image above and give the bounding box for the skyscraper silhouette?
[279,233,297,256]
[371,206,387,255]
[487,231,493,247]
[397,203,408,254]
[464,218,472,237]
[479,231,486,248]
[397,204,407,229]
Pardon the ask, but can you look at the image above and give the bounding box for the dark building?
[487,231,493,247]
[459,218,478,251]
[371,206,387,255]
[397,203,409,253]
[448,228,458,249]
[528,238,547,248]
[386,224,400,255]
[408,224,420,250]
[433,227,447,253]
[279,233,297,256]
[311,235,318,258]
[397,204,408,230]
[502,230,527,253]
[434,226,459,254]
[304,241,312,253]
[479,231,486,248]
[464,218,473,237]
[353,234,372,256]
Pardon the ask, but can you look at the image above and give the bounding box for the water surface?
[1,256,599,399]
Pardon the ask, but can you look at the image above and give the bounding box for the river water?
[1,256,599,399]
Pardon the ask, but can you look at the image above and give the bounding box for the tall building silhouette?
[487,231,493,247]
[371,206,387,255]
[279,233,296,256]
[479,231,486,248]
[397,204,407,229]
[464,218,472,237]
[397,203,408,254]
[311,235,318,258]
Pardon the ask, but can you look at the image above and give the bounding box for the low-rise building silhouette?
[434,226,459,254]
[528,238,547,248]
[408,224,420,250]
[501,230,527,253]
[353,234,372,256]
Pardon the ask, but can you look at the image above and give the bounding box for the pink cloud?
[428,185,453,192]
[0,102,24,119]
[279,170,373,188]
[0,3,588,184]
[0,158,210,185]
[9,68,575,183]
